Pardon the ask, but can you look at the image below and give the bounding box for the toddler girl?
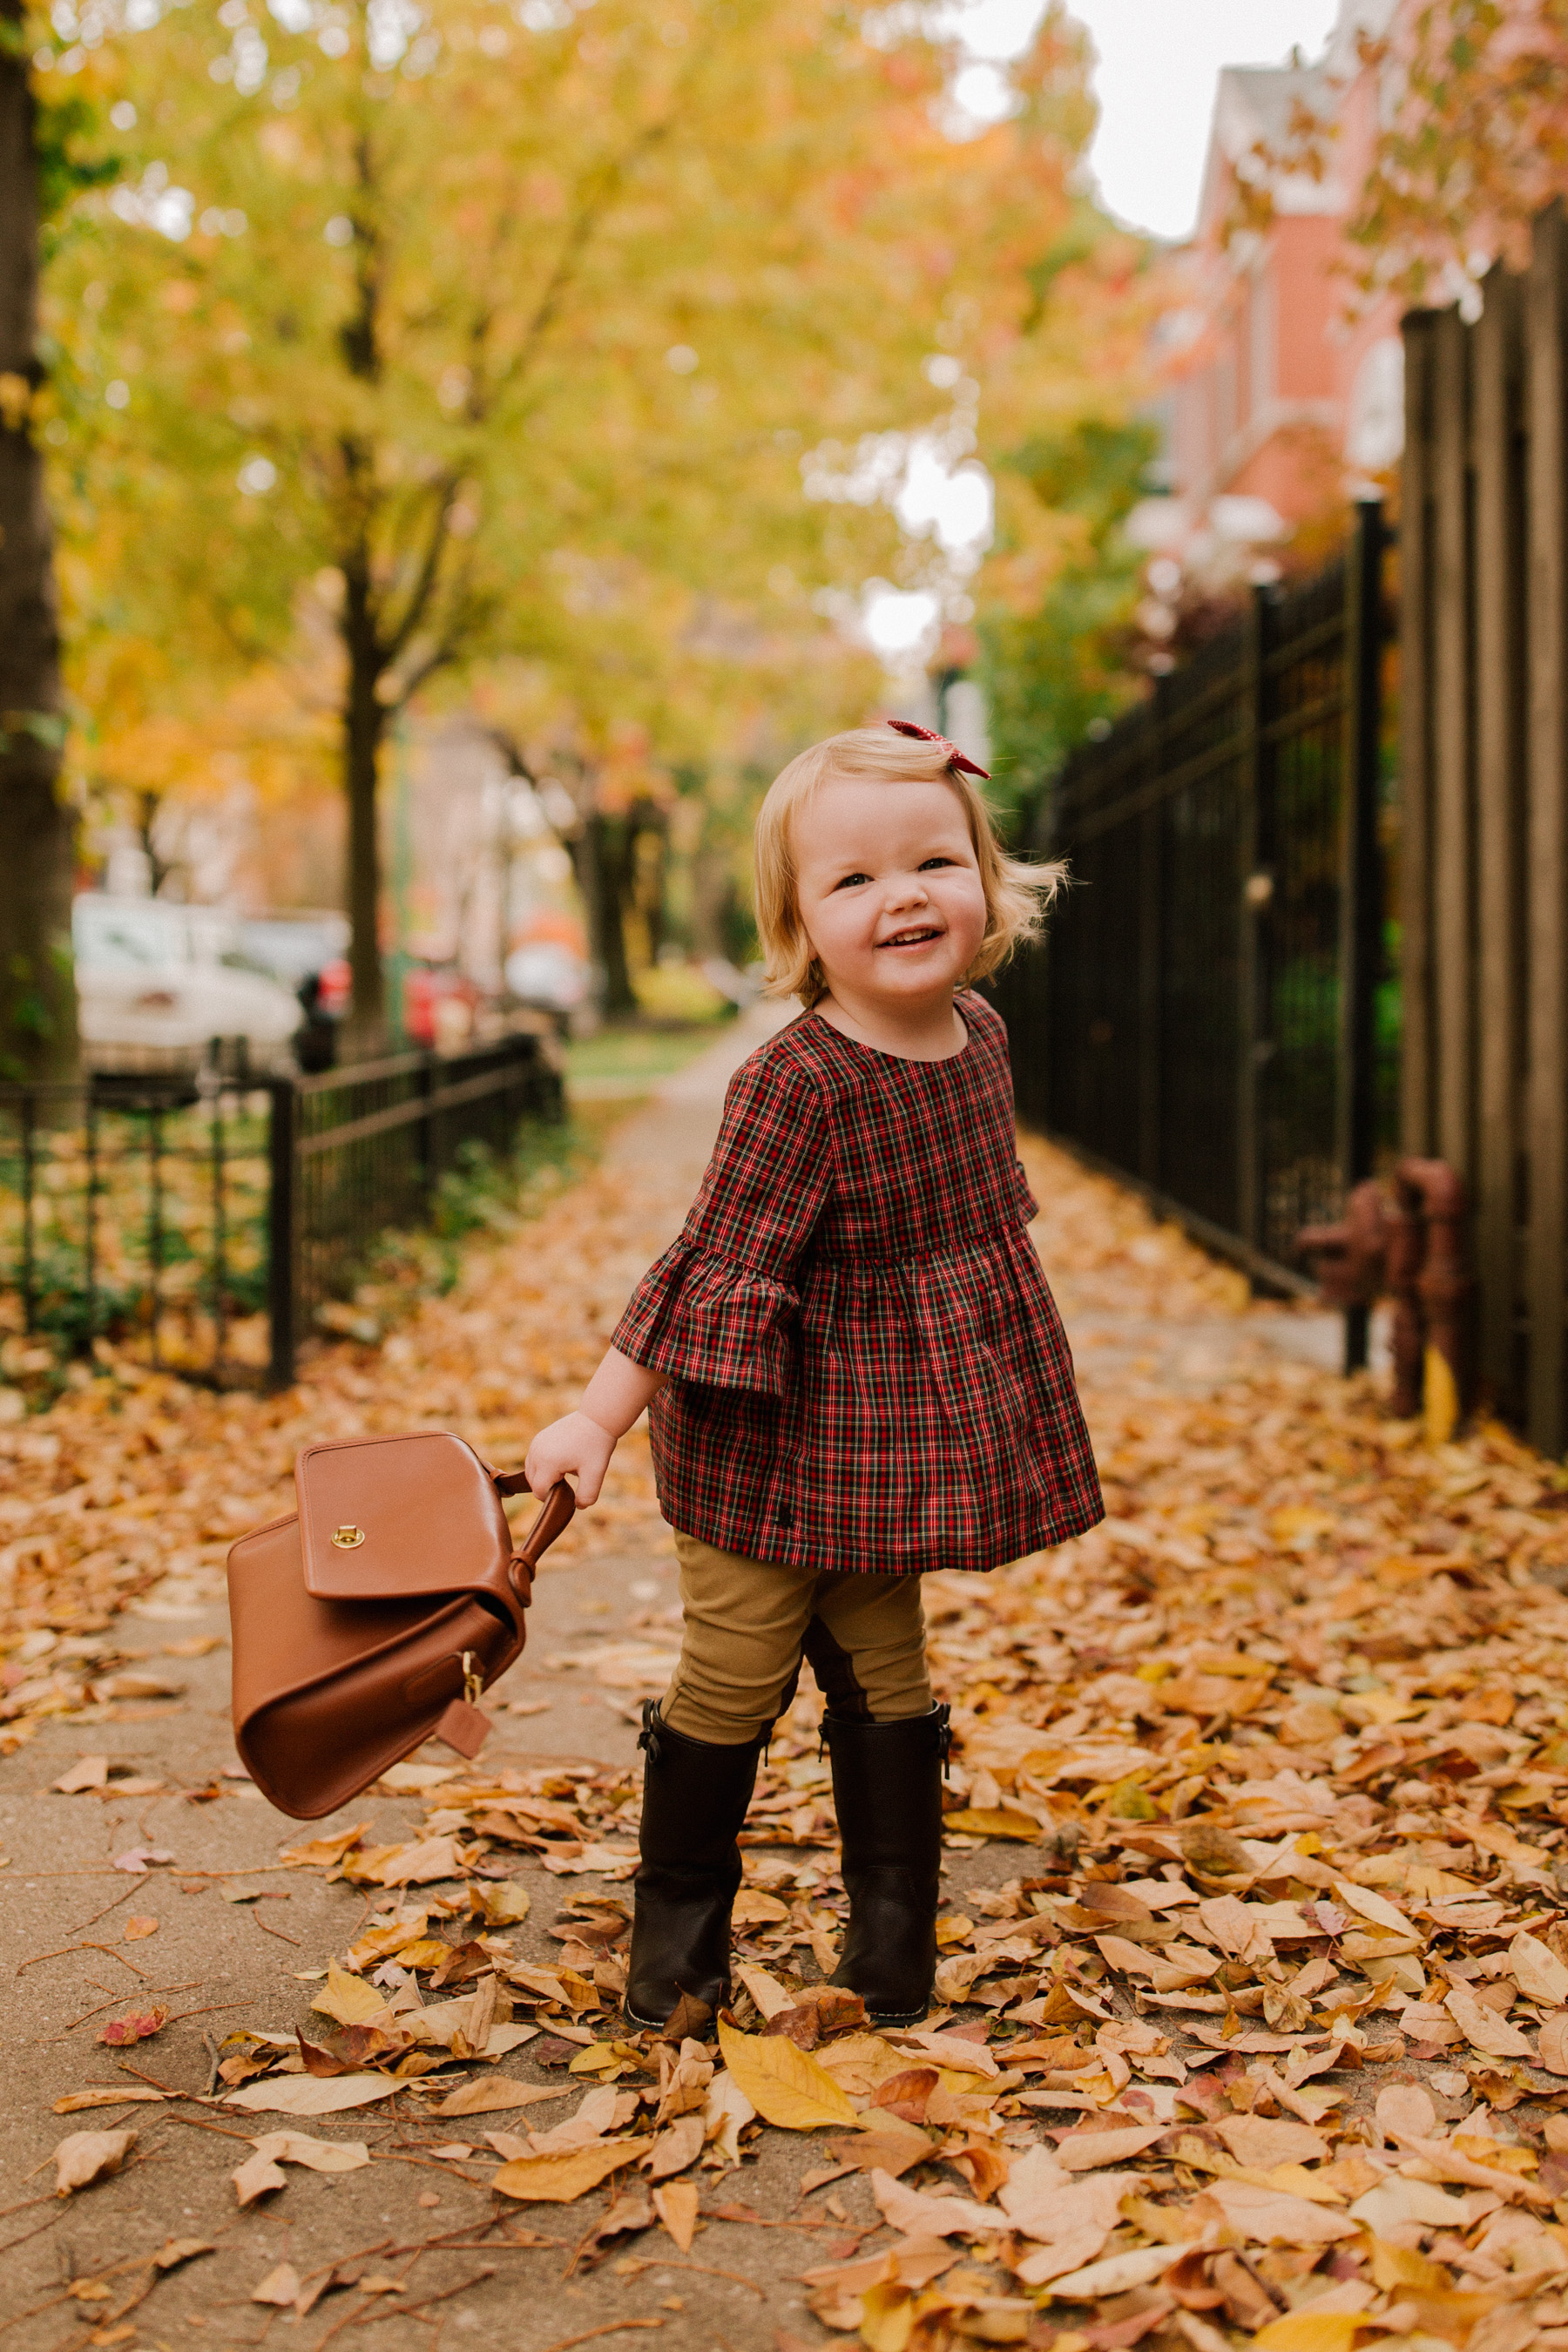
[524,721,1104,2026]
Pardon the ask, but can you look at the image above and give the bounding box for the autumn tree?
[43,0,1010,1048]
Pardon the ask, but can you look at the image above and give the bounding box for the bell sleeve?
[612,1055,831,1396]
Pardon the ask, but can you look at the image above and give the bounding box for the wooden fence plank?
[1431,306,1475,1181]
[1525,201,1568,1454]
[1399,312,1437,1157]
[1471,266,1528,1420]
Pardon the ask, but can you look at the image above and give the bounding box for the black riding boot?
[823,1703,950,2026]
[625,1700,765,2030]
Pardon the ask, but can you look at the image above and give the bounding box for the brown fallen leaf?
[53,2128,136,2195]
[52,1755,109,1794]
[829,2114,936,2178]
[1539,2012,1568,2075]
[644,2112,705,2180]
[121,1916,159,1941]
[152,2239,213,2271]
[658,1990,714,2044]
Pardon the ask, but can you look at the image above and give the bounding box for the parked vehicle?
[73,896,303,1077]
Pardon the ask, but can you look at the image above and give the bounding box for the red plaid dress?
[612,991,1104,1575]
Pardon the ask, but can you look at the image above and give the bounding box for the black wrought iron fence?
[0,1030,562,1395]
[993,501,1395,1342]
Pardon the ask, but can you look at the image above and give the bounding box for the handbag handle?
[494,1473,577,1604]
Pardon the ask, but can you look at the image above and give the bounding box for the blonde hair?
[754,725,1065,1008]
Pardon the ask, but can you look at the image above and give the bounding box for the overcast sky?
[945,0,1343,242]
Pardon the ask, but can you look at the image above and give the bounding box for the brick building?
[1136,0,1406,593]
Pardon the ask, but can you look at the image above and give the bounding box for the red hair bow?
[884,717,990,781]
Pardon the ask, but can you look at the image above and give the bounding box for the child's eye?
[832,872,871,890]
[917,856,956,872]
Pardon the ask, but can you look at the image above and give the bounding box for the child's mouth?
[877,927,943,950]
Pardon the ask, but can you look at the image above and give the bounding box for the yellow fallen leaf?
[310,1962,391,2029]
[652,2180,699,2251]
[436,2077,571,2116]
[941,1808,1040,1840]
[53,2087,166,2112]
[279,1824,368,1869]
[1369,2237,1450,2291]
[122,1916,159,1942]
[1251,2315,1364,2352]
[568,2042,628,2076]
[490,2142,637,2202]
[716,2021,858,2130]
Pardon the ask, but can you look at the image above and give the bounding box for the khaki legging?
[659,1531,933,1746]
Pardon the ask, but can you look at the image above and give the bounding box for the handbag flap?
[296,1429,512,1601]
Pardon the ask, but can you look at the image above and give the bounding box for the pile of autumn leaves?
[212,1321,1568,2349]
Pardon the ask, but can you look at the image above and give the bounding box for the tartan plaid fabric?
[612,991,1104,1575]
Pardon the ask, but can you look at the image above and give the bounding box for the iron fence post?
[20,1087,35,1335]
[1237,585,1270,1254]
[1338,497,1387,1373]
[267,1077,298,1392]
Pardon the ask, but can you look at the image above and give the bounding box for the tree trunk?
[0,16,77,1085]
[571,808,638,1019]
[341,575,387,1057]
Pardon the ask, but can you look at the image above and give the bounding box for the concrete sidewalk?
[0,1004,1341,2347]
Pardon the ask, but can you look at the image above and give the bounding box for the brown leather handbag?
[227,1429,574,1820]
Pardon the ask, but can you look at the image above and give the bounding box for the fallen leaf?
[1444,1981,1535,2058]
[121,1916,159,1941]
[490,2141,638,2202]
[152,2239,213,2270]
[436,2076,571,2117]
[1055,2122,1166,2170]
[943,1808,1042,1839]
[716,2021,857,2131]
[250,2131,370,2173]
[251,2264,301,2307]
[1047,2243,1199,2299]
[311,1961,391,2028]
[1539,2011,1568,2074]
[871,2166,1007,2239]
[1214,2116,1329,2169]
[53,2086,167,2112]
[52,1755,109,1793]
[1250,2315,1366,2352]
[1190,2181,1361,2245]
[652,2179,699,2251]
[224,2074,400,2116]
[1510,1930,1568,2007]
[232,2151,287,2207]
[53,2129,135,2195]
[644,2112,705,2180]
[96,2006,168,2046]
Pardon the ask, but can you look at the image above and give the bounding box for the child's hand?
[524,1410,617,1507]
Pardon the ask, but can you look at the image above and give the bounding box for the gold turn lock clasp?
[461,1651,483,1707]
[331,1524,366,1549]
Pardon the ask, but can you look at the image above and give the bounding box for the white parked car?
[74,896,304,1074]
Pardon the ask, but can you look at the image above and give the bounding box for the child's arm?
[524,1347,665,1506]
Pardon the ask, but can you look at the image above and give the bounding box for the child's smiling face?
[793,778,989,1011]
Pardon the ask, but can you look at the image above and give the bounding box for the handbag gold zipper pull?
[460,1651,483,1707]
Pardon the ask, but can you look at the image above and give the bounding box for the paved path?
[0,1008,1346,2347]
